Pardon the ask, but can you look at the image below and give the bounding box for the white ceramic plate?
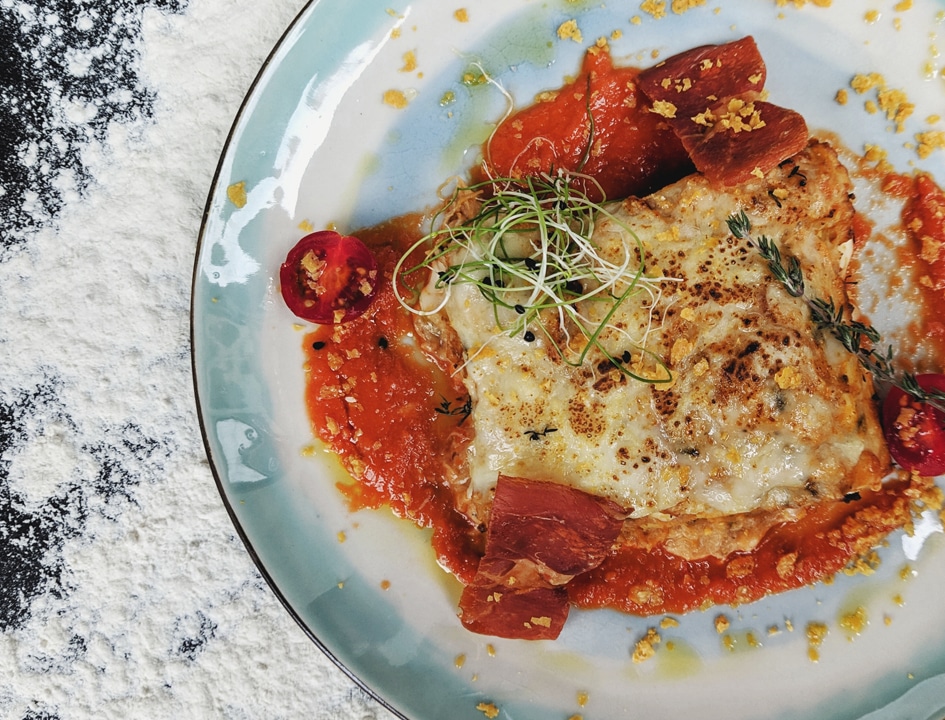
[192,1,945,718]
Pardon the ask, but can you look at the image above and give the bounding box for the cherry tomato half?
[279,230,378,324]
[881,373,945,477]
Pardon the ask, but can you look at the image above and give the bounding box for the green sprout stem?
[394,172,675,384]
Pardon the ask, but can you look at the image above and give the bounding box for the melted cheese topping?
[422,141,888,521]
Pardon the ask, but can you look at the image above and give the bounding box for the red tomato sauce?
[485,45,693,201]
[303,217,483,583]
[568,479,918,615]
[902,174,945,363]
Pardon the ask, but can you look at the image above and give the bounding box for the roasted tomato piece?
[882,374,945,477]
[279,230,378,324]
[484,46,692,201]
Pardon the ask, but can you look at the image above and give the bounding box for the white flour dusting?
[0,0,396,716]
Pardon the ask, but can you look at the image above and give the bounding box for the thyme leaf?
[727,211,945,414]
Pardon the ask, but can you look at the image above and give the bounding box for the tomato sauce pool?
[303,217,484,584]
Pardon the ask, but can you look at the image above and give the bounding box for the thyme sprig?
[727,210,945,414]
[394,172,676,384]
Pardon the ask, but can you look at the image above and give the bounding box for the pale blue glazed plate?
[192,1,945,718]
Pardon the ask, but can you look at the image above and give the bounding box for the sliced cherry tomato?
[279,230,378,324]
[881,373,945,476]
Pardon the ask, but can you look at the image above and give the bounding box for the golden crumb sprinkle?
[630,15,643,24]
[557,19,583,42]
[477,702,500,719]
[851,72,885,94]
[568,715,584,720]
[660,616,680,629]
[226,181,247,208]
[298,219,314,232]
[670,337,693,365]
[894,0,913,10]
[650,99,678,118]
[774,366,802,390]
[454,8,469,22]
[839,606,868,635]
[632,628,662,663]
[577,691,589,707]
[714,614,730,634]
[916,130,945,158]
[486,643,496,656]
[336,530,347,543]
[641,0,667,19]
[455,653,466,668]
[863,143,888,164]
[383,89,409,109]
[806,622,829,662]
[611,29,624,40]
[400,50,417,72]
[877,87,914,131]
[671,0,706,13]
[835,88,849,105]
[864,9,880,23]
[380,579,391,590]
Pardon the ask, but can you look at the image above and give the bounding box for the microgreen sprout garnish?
[394,171,676,384]
[727,211,945,414]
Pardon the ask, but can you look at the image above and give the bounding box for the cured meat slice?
[455,559,570,641]
[457,475,628,639]
[637,36,766,118]
[682,100,809,186]
[637,36,808,186]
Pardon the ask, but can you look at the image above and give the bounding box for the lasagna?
[296,37,942,641]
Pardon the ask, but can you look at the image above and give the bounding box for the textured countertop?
[1,0,395,716]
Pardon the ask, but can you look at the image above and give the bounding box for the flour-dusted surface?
[0,0,396,717]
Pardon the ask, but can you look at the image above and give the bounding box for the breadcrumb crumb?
[226,181,247,208]
[806,622,828,662]
[641,0,667,19]
[477,702,500,719]
[383,89,409,108]
[632,628,662,663]
[557,19,583,43]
